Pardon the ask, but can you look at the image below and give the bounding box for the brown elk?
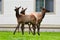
[17,7,27,33]
[31,7,50,35]
[16,7,32,34]
[13,6,36,35]
[20,7,32,34]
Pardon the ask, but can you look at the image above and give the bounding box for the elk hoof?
[13,32,15,35]
[22,33,24,35]
[38,33,40,36]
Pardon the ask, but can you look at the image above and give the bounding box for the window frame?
[0,0,4,14]
[34,0,56,14]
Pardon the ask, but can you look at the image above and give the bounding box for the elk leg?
[13,23,20,35]
[21,24,24,35]
[37,24,40,35]
[32,24,36,35]
[28,23,32,34]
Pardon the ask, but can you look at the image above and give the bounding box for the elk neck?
[41,12,46,19]
[15,10,20,18]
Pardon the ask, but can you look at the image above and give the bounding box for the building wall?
[0,0,60,26]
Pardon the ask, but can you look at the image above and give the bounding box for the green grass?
[0,31,60,40]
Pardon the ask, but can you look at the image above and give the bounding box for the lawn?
[0,31,60,40]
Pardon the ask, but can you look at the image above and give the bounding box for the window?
[0,0,2,13]
[36,0,54,12]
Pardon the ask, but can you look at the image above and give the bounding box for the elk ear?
[22,8,24,10]
[15,6,17,8]
[25,8,27,10]
[23,8,27,10]
[19,6,21,8]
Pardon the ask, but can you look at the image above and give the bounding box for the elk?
[17,7,27,33]
[20,7,32,34]
[31,8,50,35]
[13,6,36,35]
